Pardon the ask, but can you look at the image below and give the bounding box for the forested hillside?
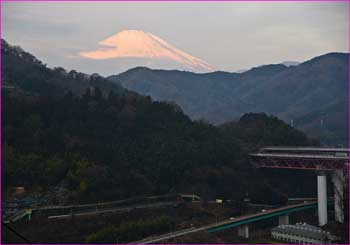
[2,40,318,204]
[2,39,125,96]
[3,89,317,203]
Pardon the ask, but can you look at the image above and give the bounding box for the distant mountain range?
[236,61,299,73]
[108,53,349,146]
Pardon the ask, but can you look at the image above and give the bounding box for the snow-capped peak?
[79,30,216,72]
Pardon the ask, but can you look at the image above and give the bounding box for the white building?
[271,223,338,244]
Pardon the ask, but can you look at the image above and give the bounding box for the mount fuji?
[79,30,216,73]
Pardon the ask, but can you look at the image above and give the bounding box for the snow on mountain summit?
[79,30,215,72]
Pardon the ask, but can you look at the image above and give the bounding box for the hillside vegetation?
[2,40,318,204]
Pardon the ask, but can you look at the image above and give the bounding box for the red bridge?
[250,147,349,226]
[250,147,349,171]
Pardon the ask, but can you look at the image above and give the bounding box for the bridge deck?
[131,201,329,244]
[206,201,320,232]
[261,147,350,153]
[251,153,349,160]
[250,147,349,170]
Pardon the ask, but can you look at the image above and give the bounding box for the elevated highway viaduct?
[250,147,349,226]
[132,200,329,243]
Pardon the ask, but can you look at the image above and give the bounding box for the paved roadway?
[5,194,184,222]
[33,194,176,212]
[47,201,177,219]
[130,201,319,244]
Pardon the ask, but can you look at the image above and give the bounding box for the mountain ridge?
[110,52,348,78]
[108,52,349,146]
[1,38,126,97]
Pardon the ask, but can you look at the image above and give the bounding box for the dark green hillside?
[2,40,318,205]
[1,39,125,96]
[3,89,317,203]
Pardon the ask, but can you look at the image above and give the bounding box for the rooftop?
[272,223,338,241]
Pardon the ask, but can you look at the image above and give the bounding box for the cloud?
[3,2,347,75]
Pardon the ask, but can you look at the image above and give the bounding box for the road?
[131,227,206,244]
[130,201,319,244]
[48,201,177,219]
[33,193,176,212]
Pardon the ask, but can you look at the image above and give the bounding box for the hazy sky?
[3,2,349,75]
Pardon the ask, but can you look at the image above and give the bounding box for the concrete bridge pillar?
[278,214,289,225]
[237,224,249,238]
[332,169,344,223]
[317,174,328,226]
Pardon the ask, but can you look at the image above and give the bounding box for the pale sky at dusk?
[2,2,349,75]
